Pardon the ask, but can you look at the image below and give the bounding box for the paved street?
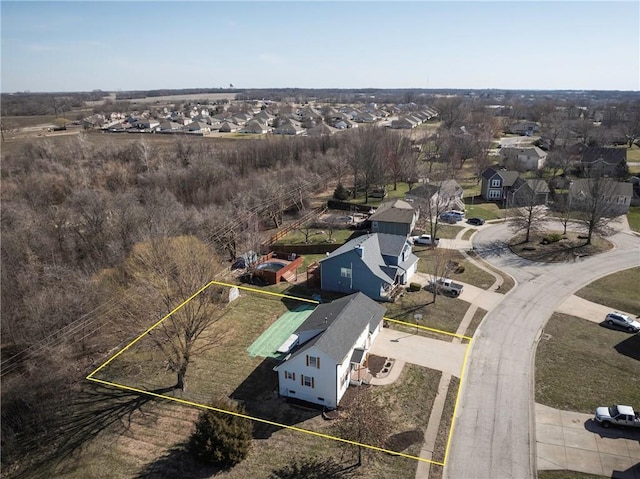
[444,223,640,479]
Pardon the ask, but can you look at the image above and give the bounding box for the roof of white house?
[279,292,386,364]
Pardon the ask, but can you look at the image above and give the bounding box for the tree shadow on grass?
[133,442,221,479]
[614,334,640,361]
[230,358,321,439]
[13,384,171,479]
[384,429,424,452]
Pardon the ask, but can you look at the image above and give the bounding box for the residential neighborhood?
[2,58,640,479]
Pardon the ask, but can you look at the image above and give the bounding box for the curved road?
[444,223,640,479]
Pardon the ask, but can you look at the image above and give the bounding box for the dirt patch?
[508,231,613,263]
[367,354,387,376]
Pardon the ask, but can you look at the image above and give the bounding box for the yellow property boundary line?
[86,280,472,467]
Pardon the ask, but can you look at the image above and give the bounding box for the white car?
[605,312,640,332]
[411,234,440,246]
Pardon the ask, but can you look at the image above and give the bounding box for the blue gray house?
[319,233,419,301]
[368,199,418,237]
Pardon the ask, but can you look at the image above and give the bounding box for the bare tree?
[102,236,227,391]
[434,97,467,129]
[507,187,547,243]
[334,386,391,466]
[426,247,456,304]
[347,127,386,203]
[571,176,619,245]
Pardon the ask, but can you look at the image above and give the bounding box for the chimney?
[355,245,364,257]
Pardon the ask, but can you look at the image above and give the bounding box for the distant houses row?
[87,103,439,136]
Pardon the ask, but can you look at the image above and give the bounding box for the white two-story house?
[273,293,386,409]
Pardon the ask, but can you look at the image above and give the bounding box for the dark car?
[467,217,485,226]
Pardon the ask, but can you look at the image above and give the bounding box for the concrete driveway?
[370,328,467,377]
[536,403,640,478]
[557,295,636,326]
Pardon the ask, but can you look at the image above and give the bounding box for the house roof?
[526,179,550,194]
[570,179,633,197]
[320,233,405,285]
[369,199,416,224]
[407,179,462,199]
[481,167,519,186]
[500,146,547,159]
[284,292,386,364]
[581,147,627,165]
[307,123,339,136]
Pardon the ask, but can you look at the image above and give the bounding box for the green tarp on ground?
[246,305,316,359]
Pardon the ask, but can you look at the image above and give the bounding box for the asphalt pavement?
[444,222,640,479]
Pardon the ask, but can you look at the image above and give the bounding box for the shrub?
[333,183,349,201]
[188,399,253,468]
[543,233,562,244]
[408,282,422,292]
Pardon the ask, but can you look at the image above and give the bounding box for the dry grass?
[429,375,460,479]
[535,313,640,413]
[385,290,471,342]
[538,471,608,479]
[74,289,446,479]
[415,249,496,290]
[465,250,516,293]
[574,267,640,316]
[465,308,488,337]
[508,231,613,263]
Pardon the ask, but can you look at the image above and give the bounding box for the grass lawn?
[75,288,446,479]
[626,144,640,163]
[463,199,503,221]
[274,227,353,245]
[535,313,640,413]
[574,267,640,316]
[385,290,471,341]
[429,376,460,479]
[466,251,516,293]
[627,206,640,233]
[466,308,488,337]
[508,231,613,263]
[347,182,411,207]
[415,249,496,290]
[538,472,608,479]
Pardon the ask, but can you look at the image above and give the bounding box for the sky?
[1,1,639,93]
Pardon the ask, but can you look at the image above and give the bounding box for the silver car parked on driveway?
[605,312,640,332]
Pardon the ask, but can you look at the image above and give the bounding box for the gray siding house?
[319,233,418,301]
[274,293,385,409]
[369,199,418,237]
[481,167,520,201]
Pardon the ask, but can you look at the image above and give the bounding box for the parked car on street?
[594,405,640,428]
[467,217,485,226]
[604,312,640,332]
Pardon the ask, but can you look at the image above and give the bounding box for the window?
[301,375,314,388]
[340,267,352,279]
[491,179,501,187]
[285,371,295,380]
[489,189,501,199]
[307,355,320,368]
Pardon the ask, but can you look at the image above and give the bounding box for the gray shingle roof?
[369,199,416,224]
[286,292,386,363]
[581,147,627,165]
